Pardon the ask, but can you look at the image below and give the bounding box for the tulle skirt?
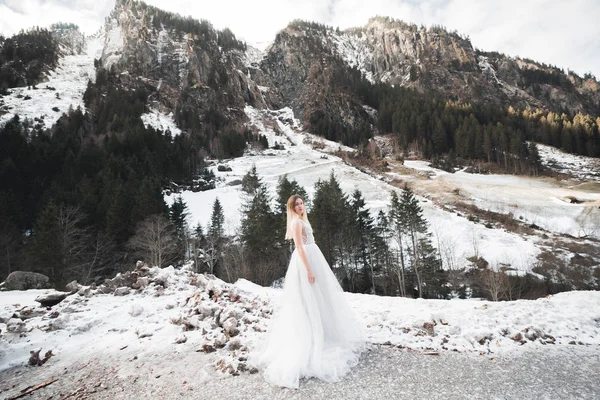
[250,243,366,388]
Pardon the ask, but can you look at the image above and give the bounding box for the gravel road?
[2,345,598,399]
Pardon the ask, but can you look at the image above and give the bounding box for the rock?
[114,287,131,296]
[189,274,208,288]
[228,338,242,351]
[77,287,92,297]
[222,317,239,337]
[423,321,435,336]
[16,306,46,320]
[135,261,151,277]
[7,318,26,333]
[197,304,218,320]
[35,291,70,307]
[206,281,222,300]
[128,304,144,317]
[97,284,112,294]
[221,306,243,322]
[524,328,542,341]
[48,314,70,330]
[65,280,82,293]
[132,276,149,290]
[183,316,200,331]
[200,344,216,353]
[0,271,51,291]
[136,329,153,339]
[214,332,228,348]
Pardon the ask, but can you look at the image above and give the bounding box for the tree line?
[306,53,599,171]
[180,167,579,300]
[0,61,224,286]
[0,28,60,91]
[187,167,447,298]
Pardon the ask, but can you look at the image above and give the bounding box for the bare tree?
[221,241,246,283]
[436,230,464,292]
[0,222,20,279]
[128,214,178,268]
[81,231,115,285]
[576,206,600,238]
[205,232,220,275]
[478,268,508,301]
[58,206,91,279]
[471,227,481,260]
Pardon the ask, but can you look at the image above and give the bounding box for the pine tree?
[527,142,541,175]
[348,189,374,293]
[275,175,308,216]
[169,196,189,261]
[311,172,349,272]
[208,198,225,239]
[206,198,225,275]
[241,164,261,196]
[388,190,407,296]
[28,201,64,286]
[399,184,428,298]
[398,184,445,298]
[240,183,280,285]
[372,210,393,295]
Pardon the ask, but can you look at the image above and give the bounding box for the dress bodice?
[299,219,315,245]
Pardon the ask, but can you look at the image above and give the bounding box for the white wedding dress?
[250,219,366,388]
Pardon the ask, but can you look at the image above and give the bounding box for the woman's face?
[293,198,305,216]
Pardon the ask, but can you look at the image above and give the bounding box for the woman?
[251,194,366,388]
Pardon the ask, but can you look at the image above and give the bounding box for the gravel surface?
[2,345,598,399]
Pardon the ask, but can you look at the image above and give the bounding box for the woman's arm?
[292,220,315,284]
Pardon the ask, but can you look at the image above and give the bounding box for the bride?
[250,194,366,388]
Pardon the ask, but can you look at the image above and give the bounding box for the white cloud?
[0,0,598,78]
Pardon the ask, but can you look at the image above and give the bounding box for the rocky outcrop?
[337,17,600,116]
[99,1,268,134]
[258,23,373,136]
[256,17,600,133]
[51,24,86,55]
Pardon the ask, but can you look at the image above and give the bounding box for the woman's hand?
[307,269,315,285]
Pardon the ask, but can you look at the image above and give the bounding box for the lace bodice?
[298,219,315,245]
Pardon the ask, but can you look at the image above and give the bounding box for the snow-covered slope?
[537,143,600,181]
[0,34,102,130]
[1,267,598,378]
[166,106,600,273]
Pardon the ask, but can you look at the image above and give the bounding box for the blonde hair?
[285,195,310,240]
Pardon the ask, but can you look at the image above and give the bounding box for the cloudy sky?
[0,0,598,78]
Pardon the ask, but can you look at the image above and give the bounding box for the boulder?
[113,287,131,296]
[35,291,70,307]
[0,271,51,291]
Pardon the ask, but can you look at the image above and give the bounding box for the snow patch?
[140,109,182,136]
